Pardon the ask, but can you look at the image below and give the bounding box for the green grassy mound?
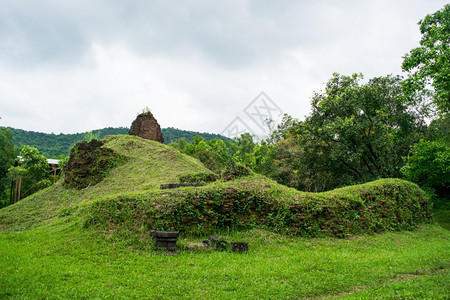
[0,135,432,239]
[0,135,212,231]
[86,176,431,240]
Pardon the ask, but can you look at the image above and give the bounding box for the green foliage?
[251,141,276,175]
[164,74,430,195]
[271,74,425,191]
[231,133,255,163]
[191,150,222,174]
[426,114,450,142]
[171,135,234,174]
[402,4,450,115]
[185,138,234,174]
[171,133,276,180]
[209,139,231,166]
[401,139,449,203]
[7,145,52,203]
[0,128,14,177]
[163,128,230,144]
[0,127,14,207]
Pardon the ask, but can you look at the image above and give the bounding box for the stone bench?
[150,230,179,251]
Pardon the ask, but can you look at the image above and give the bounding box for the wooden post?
[17,176,22,202]
[9,179,14,205]
[13,178,18,204]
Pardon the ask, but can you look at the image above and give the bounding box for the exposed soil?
[64,140,119,189]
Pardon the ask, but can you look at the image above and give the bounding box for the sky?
[0,0,447,138]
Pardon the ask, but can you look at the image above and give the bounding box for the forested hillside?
[9,127,229,158]
[162,127,230,144]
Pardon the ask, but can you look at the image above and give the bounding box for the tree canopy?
[0,127,15,207]
[402,4,450,115]
[275,74,425,191]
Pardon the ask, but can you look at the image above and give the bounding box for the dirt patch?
[64,140,121,189]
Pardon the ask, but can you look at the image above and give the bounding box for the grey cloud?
[0,2,88,67]
[1,0,446,71]
[0,0,372,69]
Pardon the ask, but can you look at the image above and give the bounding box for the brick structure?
[129,112,164,143]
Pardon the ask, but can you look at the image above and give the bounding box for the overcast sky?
[0,0,447,137]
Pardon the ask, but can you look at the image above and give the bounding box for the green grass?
[0,222,448,299]
[0,135,448,298]
[433,203,450,231]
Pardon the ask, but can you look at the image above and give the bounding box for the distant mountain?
[9,127,229,158]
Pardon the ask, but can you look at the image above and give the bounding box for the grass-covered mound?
[0,135,213,231]
[0,135,432,239]
[86,176,431,239]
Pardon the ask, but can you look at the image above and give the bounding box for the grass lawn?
[0,221,448,299]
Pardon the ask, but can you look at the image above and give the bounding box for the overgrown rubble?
[64,140,121,189]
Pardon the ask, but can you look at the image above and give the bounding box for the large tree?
[402,4,450,115]
[401,5,450,205]
[285,73,425,191]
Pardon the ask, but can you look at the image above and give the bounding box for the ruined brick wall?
[129,113,164,143]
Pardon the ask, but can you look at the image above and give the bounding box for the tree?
[0,127,15,207]
[402,4,450,115]
[283,74,425,191]
[8,145,51,203]
[401,113,449,204]
[401,139,449,203]
[231,133,256,167]
[171,136,232,174]
[209,139,231,166]
[251,141,276,176]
